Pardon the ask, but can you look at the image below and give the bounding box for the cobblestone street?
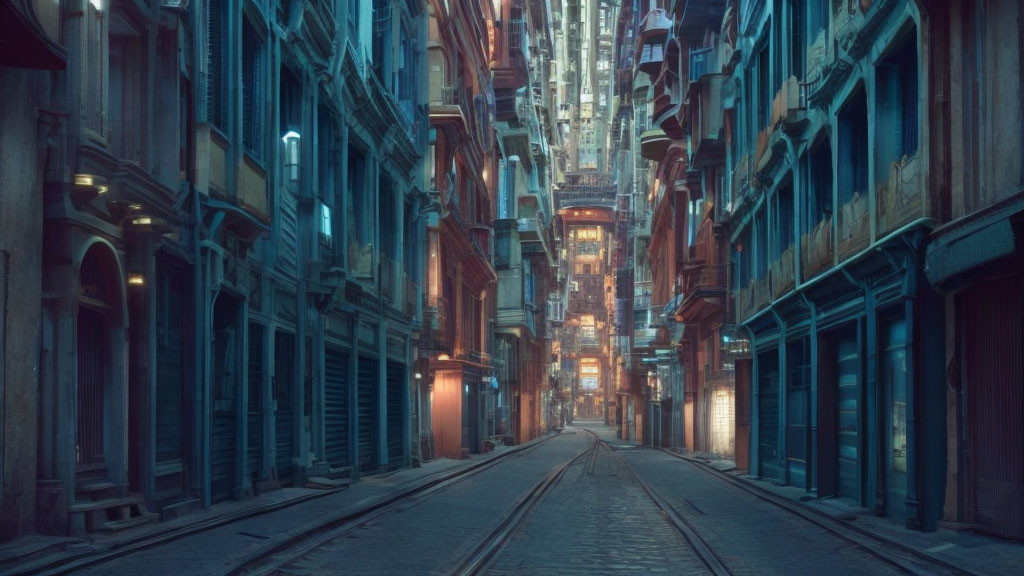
[5,423,1021,574]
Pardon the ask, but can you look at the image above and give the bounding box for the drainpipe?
[800,292,819,494]
[902,232,924,530]
[744,324,759,478]
[770,308,787,484]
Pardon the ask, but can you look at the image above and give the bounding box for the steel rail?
[656,448,972,576]
[450,430,602,576]
[230,434,562,576]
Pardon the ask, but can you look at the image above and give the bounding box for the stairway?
[70,465,158,535]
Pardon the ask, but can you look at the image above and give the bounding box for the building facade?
[2,0,427,540]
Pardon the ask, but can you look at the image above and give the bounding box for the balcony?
[876,153,924,236]
[518,216,553,262]
[635,43,666,78]
[348,240,375,282]
[640,129,671,161]
[769,246,796,299]
[420,298,450,353]
[731,154,754,206]
[690,75,725,168]
[737,275,769,323]
[634,327,659,351]
[770,76,805,132]
[195,125,270,231]
[837,191,870,259]
[800,218,834,280]
[380,255,410,314]
[637,8,672,48]
[556,185,617,210]
[429,82,469,136]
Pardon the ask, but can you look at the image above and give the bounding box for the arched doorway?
[76,246,121,482]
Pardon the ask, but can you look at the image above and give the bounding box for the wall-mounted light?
[127,273,146,288]
[437,353,450,361]
[71,173,109,208]
[282,129,301,182]
[414,372,423,380]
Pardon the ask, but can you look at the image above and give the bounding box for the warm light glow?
[74,174,94,187]
[96,185,109,195]
[127,273,145,287]
[131,217,153,226]
[437,353,450,361]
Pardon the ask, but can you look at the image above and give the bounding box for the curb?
[655,446,977,576]
[11,432,558,576]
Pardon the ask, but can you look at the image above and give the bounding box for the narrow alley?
[1,0,1023,574]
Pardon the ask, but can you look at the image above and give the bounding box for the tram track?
[449,433,602,575]
[458,427,732,576]
[653,447,972,576]
[230,433,569,576]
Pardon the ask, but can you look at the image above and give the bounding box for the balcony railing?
[420,298,449,352]
[837,191,870,258]
[689,47,713,81]
[634,327,659,349]
[682,264,727,295]
[770,76,803,129]
[800,218,833,280]
[769,246,796,299]
[380,255,408,311]
[876,153,923,235]
[349,240,374,281]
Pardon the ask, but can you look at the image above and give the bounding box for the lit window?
[321,202,332,238]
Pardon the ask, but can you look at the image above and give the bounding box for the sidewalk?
[0,438,547,576]
[665,444,1024,576]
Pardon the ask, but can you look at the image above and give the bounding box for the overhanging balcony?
[637,8,671,49]
[429,83,469,136]
[640,129,671,161]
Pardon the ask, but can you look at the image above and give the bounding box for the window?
[371,0,391,85]
[242,19,264,159]
[792,0,806,80]
[207,0,228,130]
[802,139,833,236]
[320,202,332,240]
[348,0,358,32]
[758,44,770,129]
[109,16,144,163]
[317,103,336,204]
[876,31,918,169]
[347,147,370,244]
[772,184,794,259]
[837,89,868,209]
[754,208,768,279]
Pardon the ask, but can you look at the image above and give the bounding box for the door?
[963,276,1024,539]
[211,297,239,502]
[247,324,263,481]
[358,357,379,473]
[786,339,811,489]
[758,351,781,481]
[386,362,405,462]
[77,306,108,471]
[324,347,350,468]
[156,264,186,502]
[836,328,861,502]
[882,317,908,519]
[274,331,296,485]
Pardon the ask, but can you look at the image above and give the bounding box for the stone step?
[98,512,160,534]
[74,482,126,502]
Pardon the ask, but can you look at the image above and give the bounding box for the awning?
[0,1,67,70]
[926,191,1024,289]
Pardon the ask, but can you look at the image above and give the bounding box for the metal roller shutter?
[324,348,350,468]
